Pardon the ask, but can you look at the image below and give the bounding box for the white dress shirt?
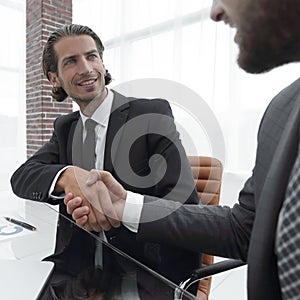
[48,89,143,262]
[48,89,113,197]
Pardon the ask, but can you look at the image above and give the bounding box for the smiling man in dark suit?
[10,24,200,287]
[66,1,300,299]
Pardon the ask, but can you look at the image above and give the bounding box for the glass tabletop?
[0,192,198,300]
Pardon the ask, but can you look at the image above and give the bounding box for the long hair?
[42,24,112,102]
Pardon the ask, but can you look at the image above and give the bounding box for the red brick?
[26,0,72,157]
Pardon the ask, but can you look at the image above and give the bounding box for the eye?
[88,53,98,60]
[64,58,75,66]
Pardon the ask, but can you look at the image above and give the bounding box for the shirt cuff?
[122,191,144,233]
[48,166,70,199]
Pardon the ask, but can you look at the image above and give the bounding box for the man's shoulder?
[258,77,300,137]
[54,111,80,127]
[129,97,170,111]
[112,89,170,112]
[268,76,300,109]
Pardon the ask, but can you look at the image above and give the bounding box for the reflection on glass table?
[40,204,197,300]
[0,192,198,299]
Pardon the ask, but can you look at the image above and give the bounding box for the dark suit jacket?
[11,90,199,285]
[138,77,300,300]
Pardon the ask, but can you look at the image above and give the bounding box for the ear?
[48,71,61,87]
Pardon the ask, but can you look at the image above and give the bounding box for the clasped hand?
[64,169,127,232]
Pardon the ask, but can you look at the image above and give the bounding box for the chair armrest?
[192,259,246,279]
[179,259,246,292]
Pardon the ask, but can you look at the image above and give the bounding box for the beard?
[73,83,107,116]
[236,32,300,74]
[235,0,300,74]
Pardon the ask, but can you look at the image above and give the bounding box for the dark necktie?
[277,151,300,299]
[82,118,97,170]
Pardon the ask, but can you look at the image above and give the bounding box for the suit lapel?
[257,104,300,217]
[248,89,300,300]
[66,92,130,170]
[104,90,130,172]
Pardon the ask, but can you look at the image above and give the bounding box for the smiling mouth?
[234,30,241,45]
[223,17,235,28]
[78,78,97,87]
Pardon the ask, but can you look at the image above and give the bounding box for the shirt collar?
[80,89,114,128]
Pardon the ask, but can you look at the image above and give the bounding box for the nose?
[78,57,92,75]
[210,0,224,22]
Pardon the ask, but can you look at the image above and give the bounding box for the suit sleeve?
[10,118,66,204]
[138,173,255,261]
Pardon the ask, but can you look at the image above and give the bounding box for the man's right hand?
[63,169,127,231]
[58,166,121,231]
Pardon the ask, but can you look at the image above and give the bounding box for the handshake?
[63,168,127,232]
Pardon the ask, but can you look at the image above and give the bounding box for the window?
[73,0,300,175]
[0,0,26,191]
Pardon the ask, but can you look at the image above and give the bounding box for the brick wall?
[26,0,73,157]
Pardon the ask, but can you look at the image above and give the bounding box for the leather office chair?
[188,156,223,300]
[187,156,246,300]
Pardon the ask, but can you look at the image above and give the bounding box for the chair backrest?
[188,156,223,300]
